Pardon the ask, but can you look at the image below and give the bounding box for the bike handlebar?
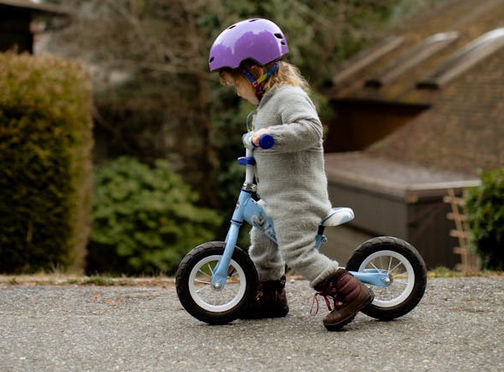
[258,134,274,149]
[242,133,275,149]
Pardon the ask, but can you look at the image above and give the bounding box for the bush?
[0,53,93,273]
[465,168,504,270]
[88,156,222,275]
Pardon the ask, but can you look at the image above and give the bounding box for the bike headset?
[208,18,289,100]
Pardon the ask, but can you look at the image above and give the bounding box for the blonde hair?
[219,60,310,94]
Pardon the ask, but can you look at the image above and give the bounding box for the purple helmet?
[209,18,289,71]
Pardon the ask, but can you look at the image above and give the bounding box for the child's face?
[220,71,259,106]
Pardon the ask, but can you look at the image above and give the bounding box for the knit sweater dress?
[249,84,340,287]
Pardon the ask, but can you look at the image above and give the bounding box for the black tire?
[175,241,258,325]
[346,236,427,321]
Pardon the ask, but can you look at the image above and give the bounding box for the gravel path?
[1,276,503,372]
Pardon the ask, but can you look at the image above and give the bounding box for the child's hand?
[251,129,271,148]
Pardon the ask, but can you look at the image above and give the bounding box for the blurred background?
[2,0,503,275]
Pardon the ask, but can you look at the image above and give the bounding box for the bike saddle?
[321,207,354,227]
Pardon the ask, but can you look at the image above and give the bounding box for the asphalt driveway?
[1,276,503,371]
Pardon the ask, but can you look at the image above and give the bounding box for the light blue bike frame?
[211,135,390,289]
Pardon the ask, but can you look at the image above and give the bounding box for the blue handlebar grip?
[259,134,275,149]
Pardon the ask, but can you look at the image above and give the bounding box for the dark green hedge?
[0,53,93,273]
[88,157,222,276]
[465,168,504,270]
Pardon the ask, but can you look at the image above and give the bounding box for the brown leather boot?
[240,276,289,319]
[313,269,373,331]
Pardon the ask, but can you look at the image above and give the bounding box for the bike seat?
[321,207,354,227]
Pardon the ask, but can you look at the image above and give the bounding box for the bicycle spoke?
[389,261,404,274]
[207,262,215,276]
[197,268,212,279]
[215,295,222,304]
[369,261,380,271]
[392,278,410,287]
[196,284,211,294]
[380,287,393,300]
[387,257,393,273]
[228,267,237,277]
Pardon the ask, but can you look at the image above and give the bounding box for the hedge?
[0,53,93,273]
[465,168,504,270]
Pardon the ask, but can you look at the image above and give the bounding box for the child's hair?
[219,60,310,94]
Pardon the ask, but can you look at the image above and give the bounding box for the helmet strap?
[242,61,279,98]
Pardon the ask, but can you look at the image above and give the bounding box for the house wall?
[406,196,460,269]
[0,8,33,53]
[320,224,373,266]
[325,179,466,270]
[325,100,428,152]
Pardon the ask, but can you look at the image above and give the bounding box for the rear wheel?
[346,236,427,320]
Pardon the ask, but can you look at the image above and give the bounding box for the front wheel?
[175,241,258,325]
[346,236,427,321]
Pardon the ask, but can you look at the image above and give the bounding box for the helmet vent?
[274,33,284,40]
[209,57,215,63]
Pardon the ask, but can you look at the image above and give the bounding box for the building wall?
[326,179,466,270]
[407,198,460,269]
[0,8,33,53]
[325,100,428,152]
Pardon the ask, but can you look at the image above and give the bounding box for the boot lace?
[310,287,342,316]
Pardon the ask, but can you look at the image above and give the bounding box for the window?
[417,28,504,89]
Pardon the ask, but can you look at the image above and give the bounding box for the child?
[209,18,373,331]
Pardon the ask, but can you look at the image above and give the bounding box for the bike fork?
[211,184,254,289]
[211,221,241,289]
[317,227,391,288]
[351,269,391,287]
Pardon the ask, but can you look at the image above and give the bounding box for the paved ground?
[1,276,503,372]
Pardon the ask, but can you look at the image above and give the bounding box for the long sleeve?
[264,87,323,153]
[252,84,331,215]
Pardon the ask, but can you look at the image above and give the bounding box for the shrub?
[0,53,93,273]
[465,168,504,270]
[88,156,222,275]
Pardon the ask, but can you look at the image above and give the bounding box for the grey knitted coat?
[249,84,339,287]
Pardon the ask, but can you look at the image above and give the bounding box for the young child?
[208,18,373,331]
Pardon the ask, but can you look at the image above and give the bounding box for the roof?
[328,0,504,105]
[0,0,68,16]
[325,0,504,177]
[325,152,480,202]
[0,0,71,32]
